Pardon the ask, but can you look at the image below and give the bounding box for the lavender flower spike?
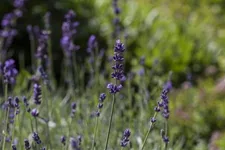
[61,10,80,58]
[32,132,41,144]
[87,35,97,53]
[33,83,42,105]
[107,40,126,94]
[120,129,131,147]
[24,139,31,150]
[3,59,18,84]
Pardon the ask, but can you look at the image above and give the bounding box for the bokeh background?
[1,0,225,149]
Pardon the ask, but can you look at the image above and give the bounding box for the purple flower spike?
[87,35,97,53]
[99,93,106,102]
[61,10,80,58]
[24,139,31,150]
[107,40,126,94]
[32,132,41,144]
[3,59,18,84]
[61,136,66,145]
[120,129,131,147]
[33,83,42,105]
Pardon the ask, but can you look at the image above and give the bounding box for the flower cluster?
[70,136,82,150]
[70,102,76,117]
[120,129,131,147]
[36,30,49,64]
[38,66,50,87]
[87,35,97,53]
[61,10,80,58]
[4,97,20,124]
[33,83,42,105]
[112,0,121,38]
[0,0,27,57]
[32,132,42,144]
[31,108,39,117]
[107,40,126,94]
[12,144,17,150]
[96,93,106,117]
[23,96,30,112]
[61,136,66,145]
[153,81,172,119]
[2,59,18,84]
[24,139,31,150]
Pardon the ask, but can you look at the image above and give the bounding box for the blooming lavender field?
[1,0,225,150]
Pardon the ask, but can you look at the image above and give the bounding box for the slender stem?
[164,120,168,150]
[35,118,38,132]
[29,31,36,72]
[104,94,116,150]
[140,112,157,150]
[11,109,17,149]
[2,83,8,150]
[44,85,52,149]
[30,117,34,133]
[91,116,99,150]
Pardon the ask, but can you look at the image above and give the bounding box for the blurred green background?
[1,0,225,149]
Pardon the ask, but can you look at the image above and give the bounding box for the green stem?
[35,118,38,132]
[91,116,99,150]
[29,31,36,72]
[164,121,168,150]
[2,83,8,150]
[140,112,157,150]
[104,94,116,150]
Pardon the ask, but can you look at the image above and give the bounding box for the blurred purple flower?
[31,108,39,117]
[61,10,80,57]
[87,35,97,53]
[32,132,41,144]
[36,30,49,61]
[61,136,66,145]
[2,59,18,84]
[120,129,131,147]
[24,139,31,150]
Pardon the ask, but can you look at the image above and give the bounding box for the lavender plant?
[91,93,106,150]
[105,39,126,150]
[141,80,172,150]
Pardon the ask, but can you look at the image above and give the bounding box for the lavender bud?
[31,108,39,117]
[99,93,106,102]
[32,132,41,144]
[33,83,42,105]
[24,139,31,150]
[3,59,18,84]
[150,117,156,123]
[120,129,131,147]
[61,136,66,145]
[97,103,103,109]
[12,144,17,150]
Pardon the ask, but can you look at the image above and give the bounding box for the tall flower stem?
[141,112,157,150]
[104,94,116,150]
[91,116,99,150]
[2,83,8,150]
[164,121,168,150]
[28,28,36,71]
